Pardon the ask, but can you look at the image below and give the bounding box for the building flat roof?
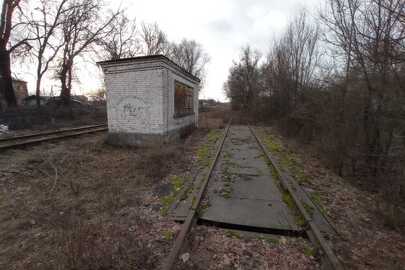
[97,55,201,83]
[12,78,27,83]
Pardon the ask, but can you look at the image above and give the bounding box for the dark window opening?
[174,81,194,118]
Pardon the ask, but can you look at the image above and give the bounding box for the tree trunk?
[35,75,42,108]
[59,63,71,105]
[0,49,17,109]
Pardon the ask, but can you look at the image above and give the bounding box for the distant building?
[199,99,218,110]
[23,95,48,107]
[72,95,89,103]
[12,79,28,106]
[0,78,28,108]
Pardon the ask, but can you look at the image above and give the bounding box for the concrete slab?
[207,171,283,201]
[171,125,300,233]
[201,195,298,231]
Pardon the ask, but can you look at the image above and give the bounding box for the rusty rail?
[162,122,231,270]
[0,124,107,150]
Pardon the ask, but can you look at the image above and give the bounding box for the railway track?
[0,124,108,150]
[163,123,344,270]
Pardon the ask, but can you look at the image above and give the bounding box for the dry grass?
[199,104,231,129]
[174,226,317,270]
[1,111,356,269]
[0,131,206,270]
[256,126,405,270]
[136,144,186,179]
[60,222,156,270]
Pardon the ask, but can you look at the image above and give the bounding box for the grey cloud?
[208,20,234,33]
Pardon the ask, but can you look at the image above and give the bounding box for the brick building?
[98,55,200,146]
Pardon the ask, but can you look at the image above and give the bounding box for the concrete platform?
[107,123,196,146]
[171,125,300,233]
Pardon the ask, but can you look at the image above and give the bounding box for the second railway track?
[163,122,344,270]
[0,124,108,150]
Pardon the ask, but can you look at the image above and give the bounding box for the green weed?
[303,202,315,217]
[258,235,278,245]
[282,192,295,210]
[225,230,241,239]
[310,192,327,215]
[162,230,174,241]
[207,130,222,144]
[197,144,210,167]
[303,246,317,257]
[264,133,311,185]
[160,175,186,215]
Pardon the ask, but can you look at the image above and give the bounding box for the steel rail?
[0,125,108,150]
[249,126,344,270]
[162,122,231,270]
[0,124,107,142]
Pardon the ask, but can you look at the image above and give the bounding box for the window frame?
[174,80,194,118]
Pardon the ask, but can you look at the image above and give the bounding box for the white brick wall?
[100,56,200,138]
[105,68,165,134]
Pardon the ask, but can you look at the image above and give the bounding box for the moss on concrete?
[304,202,315,217]
[282,191,295,210]
[262,131,311,185]
[197,144,211,167]
[282,190,307,228]
[310,191,327,216]
[197,129,223,167]
[160,175,186,215]
[207,129,222,144]
[218,151,236,199]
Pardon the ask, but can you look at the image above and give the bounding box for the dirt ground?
[0,117,319,270]
[256,127,405,270]
[174,226,317,270]
[2,107,401,269]
[0,130,204,270]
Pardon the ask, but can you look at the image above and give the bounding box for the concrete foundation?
[106,123,196,146]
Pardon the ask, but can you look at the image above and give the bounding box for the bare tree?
[0,0,33,109]
[56,0,118,104]
[140,22,168,55]
[97,12,139,60]
[225,46,262,112]
[169,39,209,80]
[30,0,71,107]
[286,11,320,105]
[264,11,320,115]
[322,0,405,175]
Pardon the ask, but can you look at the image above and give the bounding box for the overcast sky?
[17,0,323,101]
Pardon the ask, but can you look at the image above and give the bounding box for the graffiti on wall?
[115,96,151,127]
[123,103,145,117]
